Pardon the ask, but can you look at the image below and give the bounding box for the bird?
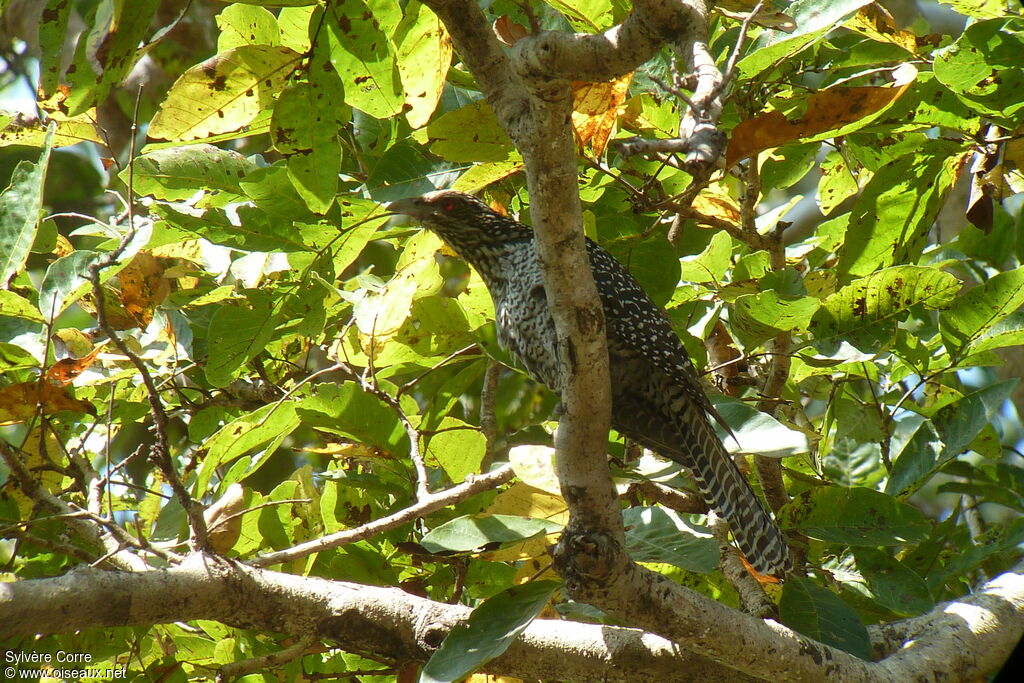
[387,190,792,576]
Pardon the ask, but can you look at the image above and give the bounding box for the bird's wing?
[585,240,736,440]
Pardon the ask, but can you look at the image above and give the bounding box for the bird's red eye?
[442,200,456,212]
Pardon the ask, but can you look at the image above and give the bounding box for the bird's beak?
[386,197,427,223]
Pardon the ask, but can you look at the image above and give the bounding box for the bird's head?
[387,190,532,254]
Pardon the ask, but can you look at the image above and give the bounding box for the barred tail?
[673,403,792,576]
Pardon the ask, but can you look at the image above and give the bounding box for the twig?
[208,498,312,535]
[256,363,343,427]
[714,0,766,100]
[336,362,430,500]
[479,360,504,471]
[216,635,316,682]
[0,441,150,570]
[396,343,480,397]
[628,480,708,514]
[85,87,209,551]
[250,463,515,567]
[10,530,98,564]
[649,73,699,114]
[707,513,777,618]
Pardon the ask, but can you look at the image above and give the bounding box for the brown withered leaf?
[0,381,96,425]
[493,15,528,47]
[846,4,917,55]
[45,342,106,386]
[571,74,633,157]
[205,483,247,554]
[118,251,171,328]
[726,81,914,168]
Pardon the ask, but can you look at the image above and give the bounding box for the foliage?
[1,0,1023,679]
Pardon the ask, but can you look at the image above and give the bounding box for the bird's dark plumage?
[388,190,792,576]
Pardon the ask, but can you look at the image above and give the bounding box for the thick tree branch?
[6,553,1020,681]
[0,554,756,682]
[512,1,702,83]
[556,537,1024,681]
[671,1,726,172]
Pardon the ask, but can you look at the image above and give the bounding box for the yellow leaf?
[571,74,633,157]
[150,45,301,141]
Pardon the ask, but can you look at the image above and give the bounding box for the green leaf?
[851,548,933,616]
[279,5,315,52]
[331,218,381,275]
[368,143,458,202]
[394,0,451,128]
[927,517,1024,589]
[260,480,301,549]
[421,580,560,683]
[425,417,486,484]
[678,230,731,284]
[545,0,620,31]
[239,164,318,226]
[419,514,561,554]
[195,402,301,497]
[934,0,1009,19]
[63,0,161,116]
[352,231,444,342]
[623,507,719,573]
[933,379,1016,456]
[812,266,961,348]
[779,487,929,545]
[837,141,965,279]
[216,3,281,51]
[884,416,942,498]
[761,143,818,190]
[452,158,524,194]
[38,222,151,321]
[38,0,73,97]
[271,80,337,154]
[150,45,301,141]
[817,150,861,216]
[280,45,345,213]
[326,0,404,119]
[0,291,43,322]
[939,266,1024,354]
[870,73,981,135]
[415,100,516,162]
[934,18,1024,123]
[1,124,54,288]
[709,395,810,457]
[296,382,407,452]
[738,0,874,79]
[227,0,318,6]
[604,234,682,307]
[731,291,820,348]
[960,310,1024,356]
[205,294,278,387]
[887,380,1018,496]
[780,575,872,660]
[127,145,257,208]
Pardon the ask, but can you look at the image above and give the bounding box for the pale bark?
[3,554,1022,681]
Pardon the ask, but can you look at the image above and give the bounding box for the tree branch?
[0,554,757,682]
[0,440,150,571]
[4,554,1021,681]
[250,463,515,568]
